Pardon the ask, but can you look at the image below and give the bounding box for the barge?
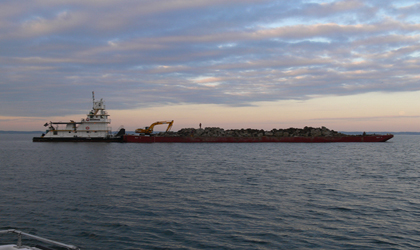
[123,130,394,143]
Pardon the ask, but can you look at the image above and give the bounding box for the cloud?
[1,0,420,117]
[310,115,420,122]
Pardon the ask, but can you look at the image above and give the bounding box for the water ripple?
[1,134,420,249]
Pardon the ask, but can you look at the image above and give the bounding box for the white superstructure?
[42,92,113,139]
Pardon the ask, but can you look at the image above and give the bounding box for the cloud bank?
[1,0,419,116]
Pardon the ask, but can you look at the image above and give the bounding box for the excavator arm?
[135,120,174,134]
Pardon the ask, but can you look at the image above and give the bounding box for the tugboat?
[33,92,125,142]
[0,229,79,250]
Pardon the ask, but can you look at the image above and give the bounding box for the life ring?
[86,118,90,121]
[86,126,90,130]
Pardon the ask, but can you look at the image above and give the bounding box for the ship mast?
[92,91,95,108]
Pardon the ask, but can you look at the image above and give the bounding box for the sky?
[1,0,420,132]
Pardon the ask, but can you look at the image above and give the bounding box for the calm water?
[1,134,420,249]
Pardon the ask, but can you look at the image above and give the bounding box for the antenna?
[92,91,95,108]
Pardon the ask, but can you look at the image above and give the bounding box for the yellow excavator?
[135,120,174,135]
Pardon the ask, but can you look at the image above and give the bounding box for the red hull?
[123,134,393,143]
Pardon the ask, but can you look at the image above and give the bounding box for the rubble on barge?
[156,126,347,138]
[121,126,393,143]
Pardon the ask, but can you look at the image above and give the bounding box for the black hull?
[32,137,123,142]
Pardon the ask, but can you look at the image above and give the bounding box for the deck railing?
[0,229,79,250]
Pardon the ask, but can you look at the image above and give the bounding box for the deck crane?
[135,120,174,135]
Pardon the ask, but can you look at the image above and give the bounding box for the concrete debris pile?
[157,126,346,138]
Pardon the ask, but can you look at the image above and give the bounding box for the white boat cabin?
[42,96,112,139]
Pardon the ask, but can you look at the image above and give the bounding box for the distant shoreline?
[2,131,420,135]
[341,132,420,135]
[0,131,42,134]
